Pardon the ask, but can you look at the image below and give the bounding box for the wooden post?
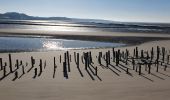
[162,47,165,63]
[27,56,35,73]
[126,68,129,74]
[60,55,61,63]
[8,54,13,73]
[113,48,115,62]
[64,53,66,63]
[38,59,43,77]
[74,52,76,62]
[84,53,88,70]
[33,68,37,79]
[125,49,129,65]
[139,64,141,75]
[164,65,167,71]
[156,61,159,72]
[53,57,57,78]
[116,50,120,66]
[116,51,119,66]
[118,49,120,64]
[148,63,151,74]
[108,50,110,65]
[106,52,109,67]
[3,63,7,77]
[167,55,170,64]
[89,51,93,64]
[21,65,25,75]
[134,48,136,57]
[63,62,68,79]
[157,46,160,61]
[136,47,138,58]
[98,52,102,65]
[141,50,144,58]
[66,51,71,72]
[16,60,19,69]
[31,56,35,67]
[77,53,79,67]
[0,58,2,70]
[132,57,135,70]
[151,47,154,61]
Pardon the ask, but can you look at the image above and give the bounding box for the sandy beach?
[1,1,170,100]
[0,38,170,100]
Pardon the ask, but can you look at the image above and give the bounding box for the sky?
[0,0,170,23]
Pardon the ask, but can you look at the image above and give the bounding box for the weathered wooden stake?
[8,54,13,73]
[38,59,43,77]
[0,58,3,70]
[53,57,57,78]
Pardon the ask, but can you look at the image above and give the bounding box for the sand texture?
[0,40,170,100]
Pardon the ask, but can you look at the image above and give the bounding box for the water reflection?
[0,36,126,52]
[43,41,64,50]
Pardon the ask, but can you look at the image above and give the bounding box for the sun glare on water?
[42,41,64,50]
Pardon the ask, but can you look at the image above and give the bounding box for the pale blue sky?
[1,0,170,23]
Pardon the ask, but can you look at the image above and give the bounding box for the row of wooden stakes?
[0,46,169,81]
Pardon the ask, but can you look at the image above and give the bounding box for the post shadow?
[12,71,18,81]
[75,53,84,77]
[150,73,165,80]
[107,66,120,76]
[140,73,154,82]
[109,64,121,72]
[158,72,170,77]
[85,67,95,81]
[0,60,20,81]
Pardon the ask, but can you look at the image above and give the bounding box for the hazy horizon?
[1,0,170,23]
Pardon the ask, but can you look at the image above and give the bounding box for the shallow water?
[0,36,126,52]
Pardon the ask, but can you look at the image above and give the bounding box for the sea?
[0,20,170,52]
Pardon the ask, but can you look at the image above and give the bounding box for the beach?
[0,37,170,100]
[1,1,170,100]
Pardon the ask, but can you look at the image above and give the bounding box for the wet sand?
[1,29,170,46]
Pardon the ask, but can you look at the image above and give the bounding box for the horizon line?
[1,11,170,24]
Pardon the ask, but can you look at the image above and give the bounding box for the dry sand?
[0,39,170,100]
